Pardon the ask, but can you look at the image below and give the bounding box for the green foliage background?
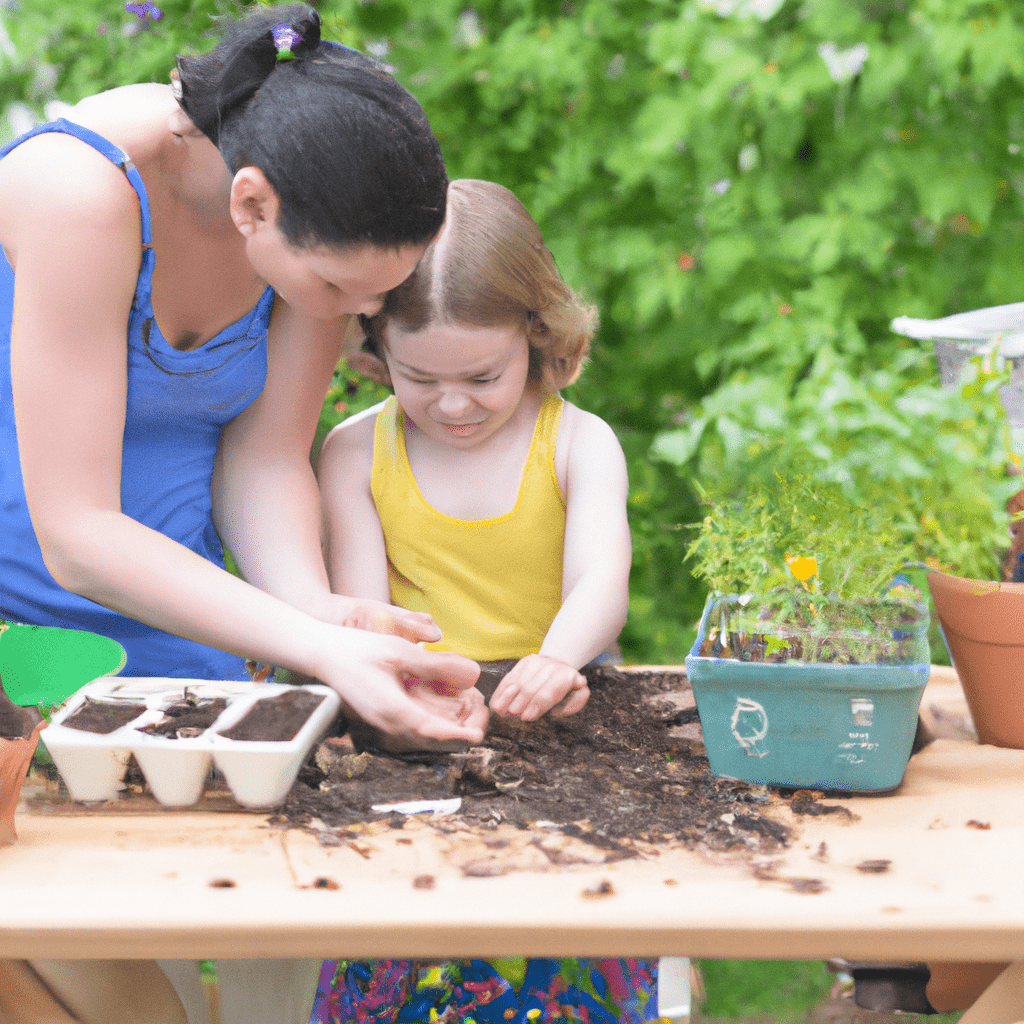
[2,0,1021,664]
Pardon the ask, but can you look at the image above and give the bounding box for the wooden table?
[3,667,1023,964]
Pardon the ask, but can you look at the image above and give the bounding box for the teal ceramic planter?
[685,594,930,792]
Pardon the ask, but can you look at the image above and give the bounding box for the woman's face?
[252,233,425,319]
[230,167,428,318]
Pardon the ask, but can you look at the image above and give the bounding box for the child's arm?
[317,410,489,750]
[490,408,631,721]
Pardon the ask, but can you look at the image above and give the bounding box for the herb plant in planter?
[684,477,931,793]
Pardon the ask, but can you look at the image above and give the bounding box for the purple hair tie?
[272,23,303,61]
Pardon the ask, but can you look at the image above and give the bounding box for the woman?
[0,5,483,1021]
[0,3,485,744]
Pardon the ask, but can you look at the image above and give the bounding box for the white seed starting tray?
[42,678,340,809]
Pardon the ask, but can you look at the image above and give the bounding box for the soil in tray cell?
[140,696,229,738]
[60,697,147,734]
[217,689,325,742]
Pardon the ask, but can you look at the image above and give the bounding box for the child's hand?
[329,595,442,645]
[488,654,590,721]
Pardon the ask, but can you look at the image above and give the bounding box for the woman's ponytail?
[176,4,321,147]
[174,3,447,250]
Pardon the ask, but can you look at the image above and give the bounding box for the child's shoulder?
[317,399,390,479]
[559,400,623,450]
[556,400,626,484]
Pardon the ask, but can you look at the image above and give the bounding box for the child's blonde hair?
[362,179,598,391]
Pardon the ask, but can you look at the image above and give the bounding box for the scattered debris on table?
[276,665,811,869]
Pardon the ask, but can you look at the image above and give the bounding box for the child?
[319,177,631,726]
[315,179,659,1023]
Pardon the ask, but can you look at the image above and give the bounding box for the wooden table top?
[3,667,1022,963]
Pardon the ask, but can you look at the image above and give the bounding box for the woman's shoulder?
[0,126,143,267]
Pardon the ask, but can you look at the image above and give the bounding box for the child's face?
[382,321,531,448]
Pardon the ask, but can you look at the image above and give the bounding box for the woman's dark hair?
[175,4,447,249]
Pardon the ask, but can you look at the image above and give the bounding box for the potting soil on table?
[277,665,814,863]
[218,689,326,742]
[60,698,148,734]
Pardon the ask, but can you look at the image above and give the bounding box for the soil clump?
[141,696,229,738]
[279,665,797,855]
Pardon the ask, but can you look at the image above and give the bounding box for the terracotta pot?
[926,570,1024,748]
[0,719,45,845]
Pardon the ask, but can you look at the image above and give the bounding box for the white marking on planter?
[850,697,874,726]
[730,697,769,757]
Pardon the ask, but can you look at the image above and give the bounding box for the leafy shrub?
[4,0,1023,665]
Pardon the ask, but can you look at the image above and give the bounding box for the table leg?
[158,959,320,1024]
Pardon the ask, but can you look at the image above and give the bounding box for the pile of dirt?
[0,674,35,741]
[59,697,146,735]
[278,665,799,856]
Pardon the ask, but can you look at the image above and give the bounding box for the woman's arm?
[489,407,631,721]
[212,303,435,640]
[4,137,482,746]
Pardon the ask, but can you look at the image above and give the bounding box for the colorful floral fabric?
[310,958,660,1024]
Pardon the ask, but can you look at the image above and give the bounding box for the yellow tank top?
[371,393,566,661]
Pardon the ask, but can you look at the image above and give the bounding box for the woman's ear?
[229,167,281,238]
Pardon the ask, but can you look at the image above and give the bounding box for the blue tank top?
[0,119,274,679]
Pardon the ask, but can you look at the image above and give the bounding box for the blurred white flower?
[705,0,786,20]
[0,15,16,58]
[818,42,869,83]
[454,9,483,49]
[32,63,57,96]
[710,178,732,196]
[738,143,759,172]
[4,101,37,139]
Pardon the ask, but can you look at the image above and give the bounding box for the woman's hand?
[314,626,487,746]
[488,653,590,722]
[353,673,489,754]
